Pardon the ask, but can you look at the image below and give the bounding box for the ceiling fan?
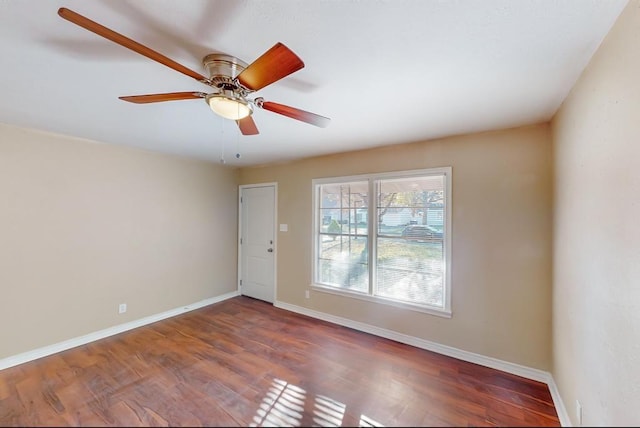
[57,7,330,136]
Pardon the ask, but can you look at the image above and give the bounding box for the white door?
[239,184,276,303]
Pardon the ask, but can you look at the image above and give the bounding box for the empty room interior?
[1,0,639,426]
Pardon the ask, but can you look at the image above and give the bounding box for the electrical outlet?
[576,400,583,426]
[305,290,310,299]
[118,303,127,314]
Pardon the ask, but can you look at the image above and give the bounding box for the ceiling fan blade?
[119,92,206,104]
[236,116,259,135]
[236,43,304,91]
[259,100,330,128]
[57,8,208,83]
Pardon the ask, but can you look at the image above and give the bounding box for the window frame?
[311,167,452,318]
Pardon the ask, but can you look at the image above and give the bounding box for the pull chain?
[219,117,226,164]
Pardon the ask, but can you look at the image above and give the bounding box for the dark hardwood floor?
[0,296,559,427]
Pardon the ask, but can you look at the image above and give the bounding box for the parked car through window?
[400,225,443,240]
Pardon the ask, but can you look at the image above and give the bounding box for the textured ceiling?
[0,0,627,166]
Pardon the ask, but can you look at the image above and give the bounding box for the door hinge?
[240,196,243,203]
[240,279,243,285]
[240,238,243,244]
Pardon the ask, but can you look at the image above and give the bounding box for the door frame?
[237,182,278,302]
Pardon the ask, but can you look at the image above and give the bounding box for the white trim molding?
[547,376,572,426]
[0,291,239,371]
[275,300,571,426]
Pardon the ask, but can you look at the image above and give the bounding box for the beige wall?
[240,124,553,370]
[551,0,640,425]
[0,124,238,359]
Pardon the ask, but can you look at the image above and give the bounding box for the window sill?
[310,284,452,318]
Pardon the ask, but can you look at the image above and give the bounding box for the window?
[313,168,451,316]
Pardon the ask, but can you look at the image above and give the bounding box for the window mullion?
[368,178,376,297]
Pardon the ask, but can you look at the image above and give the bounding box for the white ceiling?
[0,0,627,166]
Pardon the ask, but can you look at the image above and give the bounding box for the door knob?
[267,248,273,252]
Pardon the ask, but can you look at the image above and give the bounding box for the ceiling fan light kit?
[57,7,330,136]
[202,53,252,120]
[206,92,253,121]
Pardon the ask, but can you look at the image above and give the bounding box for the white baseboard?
[547,375,572,426]
[275,300,572,427]
[0,290,239,371]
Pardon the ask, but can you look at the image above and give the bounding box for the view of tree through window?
[376,176,445,307]
[314,169,450,313]
[317,181,369,293]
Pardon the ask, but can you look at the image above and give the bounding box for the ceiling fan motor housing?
[202,53,249,92]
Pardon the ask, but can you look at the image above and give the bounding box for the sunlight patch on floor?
[250,378,384,427]
[359,413,384,427]
[251,378,306,427]
[312,394,345,426]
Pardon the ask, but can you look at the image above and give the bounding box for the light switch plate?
[279,224,288,232]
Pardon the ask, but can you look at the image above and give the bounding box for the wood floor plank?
[0,296,560,427]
